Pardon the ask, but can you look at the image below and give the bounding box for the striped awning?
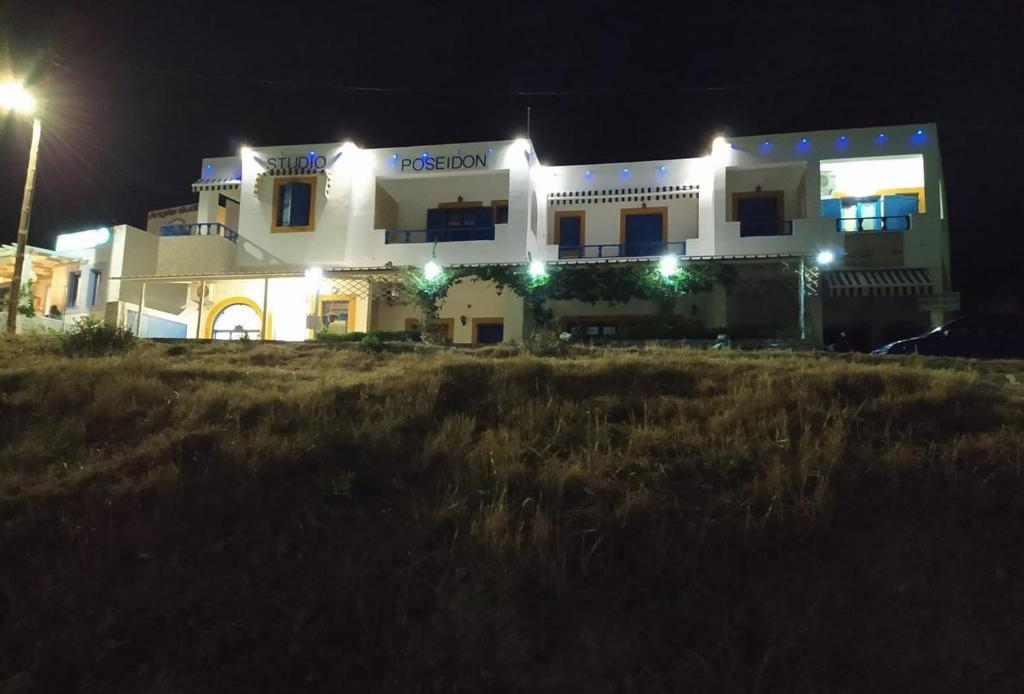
[191,178,241,192]
[254,168,333,198]
[824,268,934,297]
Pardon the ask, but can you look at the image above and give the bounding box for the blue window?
[882,194,919,231]
[821,199,842,219]
[87,269,102,306]
[555,212,584,258]
[623,211,665,255]
[475,320,504,345]
[67,271,81,308]
[274,179,314,229]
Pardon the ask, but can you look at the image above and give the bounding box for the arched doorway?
[211,302,262,340]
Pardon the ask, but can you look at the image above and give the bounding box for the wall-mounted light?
[423,260,442,281]
[528,260,547,278]
[658,254,679,277]
[875,133,888,144]
[815,250,835,266]
[711,135,731,162]
[55,227,112,253]
[304,266,324,292]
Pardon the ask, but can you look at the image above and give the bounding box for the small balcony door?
[621,207,667,256]
[735,192,783,237]
[554,211,585,258]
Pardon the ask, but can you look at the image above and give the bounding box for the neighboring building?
[16,123,952,347]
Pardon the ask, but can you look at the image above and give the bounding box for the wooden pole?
[195,280,206,339]
[5,117,42,334]
[260,277,269,340]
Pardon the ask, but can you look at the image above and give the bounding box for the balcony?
[835,215,911,233]
[160,222,238,244]
[739,221,794,238]
[384,225,495,244]
[557,240,686,260]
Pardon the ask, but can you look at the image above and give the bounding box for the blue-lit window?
[66,271,81,308]
[273,178,315,231]
[87,269,102,306]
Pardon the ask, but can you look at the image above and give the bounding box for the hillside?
[2,338,1024,693]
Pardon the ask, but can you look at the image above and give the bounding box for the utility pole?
[5,117,41,334]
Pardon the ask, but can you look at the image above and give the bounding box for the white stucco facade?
[33,123,950,347]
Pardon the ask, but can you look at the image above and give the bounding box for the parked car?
[872,315,1024,358]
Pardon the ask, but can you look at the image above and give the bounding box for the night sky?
[2,0,1022,309]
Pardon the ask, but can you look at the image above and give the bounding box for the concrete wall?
[156,235,239,275]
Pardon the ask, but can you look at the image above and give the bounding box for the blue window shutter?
[475,207,492,228]
[821,199,842,219]
[67,272,80,308]
[88,270,101,306]
[289,183,312,226]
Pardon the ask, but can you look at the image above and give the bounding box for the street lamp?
[1,81,41,334]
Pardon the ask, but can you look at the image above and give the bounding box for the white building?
[6,123,952,347]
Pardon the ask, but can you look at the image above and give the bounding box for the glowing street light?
[423,260,443,281]
[658,254,680,277]
[528,259,547,279]
[2,81,42,334]
[0,82,36,115]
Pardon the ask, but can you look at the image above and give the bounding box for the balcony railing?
[385,225,496,244]
[557,240,686,259]
[160,222,238,243]
[739,220,794,238]
[835,215,911,232]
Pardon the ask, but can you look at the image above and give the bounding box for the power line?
[75,60,770,97]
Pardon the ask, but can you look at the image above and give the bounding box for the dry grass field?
[2,336,1024,692]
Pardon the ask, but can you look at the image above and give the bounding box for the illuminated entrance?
[211,302,261,340]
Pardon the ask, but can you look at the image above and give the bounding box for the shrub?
[314,329,421,344]
[60,317,135,357]
[359,333,383,352]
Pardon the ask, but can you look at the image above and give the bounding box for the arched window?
[211,303,261,340]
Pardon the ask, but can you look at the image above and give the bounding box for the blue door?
[737,196,780,237]
[558,215,582,258]
[476,322,504,344]
[624,213,664,255]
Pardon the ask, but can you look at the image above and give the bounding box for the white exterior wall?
[542,159,705,258]
[68,122,949,344]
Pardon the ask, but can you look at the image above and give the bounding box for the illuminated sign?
[266,154,329,169]
[54,227,112,252]
[401,153,488,173]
